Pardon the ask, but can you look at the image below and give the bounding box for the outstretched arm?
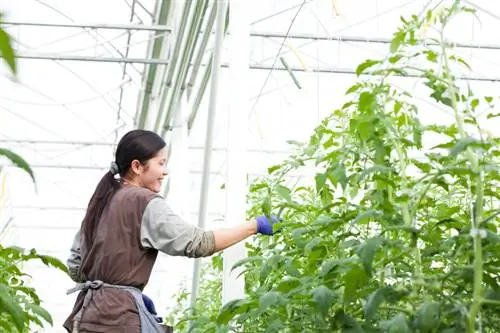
[212,219,257,252]
[140,198,276,258]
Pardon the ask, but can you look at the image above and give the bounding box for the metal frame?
[2,21,172,32]
[188,0,227,322]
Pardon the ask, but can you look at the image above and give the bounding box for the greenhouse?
[0,0,499,332]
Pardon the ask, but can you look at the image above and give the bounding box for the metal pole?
[250,31,500,51]
[15,54,170,64]
[2,21,172,32]
[188,0,227,322]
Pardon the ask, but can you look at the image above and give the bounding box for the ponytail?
[81,171,120,250]
[80,129,166,250]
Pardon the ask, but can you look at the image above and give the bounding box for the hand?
[256,215,281,235]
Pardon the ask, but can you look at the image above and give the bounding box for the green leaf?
[0,284,25,332]
[449,137,488,158]
[0,148,35,183]
[37,254,69,274]
[319,258,355,277]
[259,292,282,313]
[390,30,405,53]
[216,298,253,324]
[356,237,384,276]
[352,210,380,225]
[312,285,334,315]
[27,303,53,326]
[415,301,440,333]
[231,256,264,272]
[355,59,381,76]
[267,164,281,174]
[0,27,16,74]
[364,287,389,321]
[275,185,292,203]
[276,277,301,293]
[315,173,327,193]
[261,196,272,216]
[385,313,410,333]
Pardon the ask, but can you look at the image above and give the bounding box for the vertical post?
[189,0,228,320]
[164,95,190,217]
[222,0,250,304]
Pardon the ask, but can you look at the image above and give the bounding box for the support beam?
[3,21,172,32]
[188,0,227,323]
[135,0,172,129]
[250,31,500,51]
[15,54,170,64]
[222,0,250,305]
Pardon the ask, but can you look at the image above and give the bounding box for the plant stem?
[440,29,484,333]
[393,133,423,283]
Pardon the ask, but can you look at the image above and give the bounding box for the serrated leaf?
[27,303,53,326]
[37,254,68,274]
[0,283,25,332]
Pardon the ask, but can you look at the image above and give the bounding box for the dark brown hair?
[80,129,166,249]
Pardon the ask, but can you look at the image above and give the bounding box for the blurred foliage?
[0,14,69,333]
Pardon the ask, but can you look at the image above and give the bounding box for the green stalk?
[379,92,423,283]
[394,143,423,282]
[439,29,484,333]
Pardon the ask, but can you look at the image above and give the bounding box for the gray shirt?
[67,197,215,282]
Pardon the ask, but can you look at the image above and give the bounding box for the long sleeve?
[140,197,215,258]
[67,229,83,282]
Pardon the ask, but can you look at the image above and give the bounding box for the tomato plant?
[170,2,500,332]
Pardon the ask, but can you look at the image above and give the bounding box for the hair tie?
[110,161,120,176]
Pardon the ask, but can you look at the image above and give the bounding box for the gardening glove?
[256,215,281,235]
[142,294,163,323]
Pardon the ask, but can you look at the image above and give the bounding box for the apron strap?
[67,281,168,333]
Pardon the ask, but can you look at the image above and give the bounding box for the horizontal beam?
[2,21,172,32]
[14,55,500,82]
[16,53,170,64]
[251,31,500,51]
[0,139,115,146]
[0,139,291,154]
[249,64,500,82]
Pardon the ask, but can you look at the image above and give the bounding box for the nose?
[163,169,169,176]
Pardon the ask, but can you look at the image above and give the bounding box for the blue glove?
[142,294,163,323]
[256,215,281,235]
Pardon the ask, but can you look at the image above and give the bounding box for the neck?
[121,177,141,187]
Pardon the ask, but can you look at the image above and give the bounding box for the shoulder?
[118,185,163,204]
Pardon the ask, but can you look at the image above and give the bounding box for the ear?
[130,159,143,175]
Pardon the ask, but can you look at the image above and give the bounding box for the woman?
[64,130,279,333]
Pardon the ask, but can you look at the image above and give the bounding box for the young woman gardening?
[64,129,279,333]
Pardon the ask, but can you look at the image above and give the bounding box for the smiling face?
[128,147,168,193]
